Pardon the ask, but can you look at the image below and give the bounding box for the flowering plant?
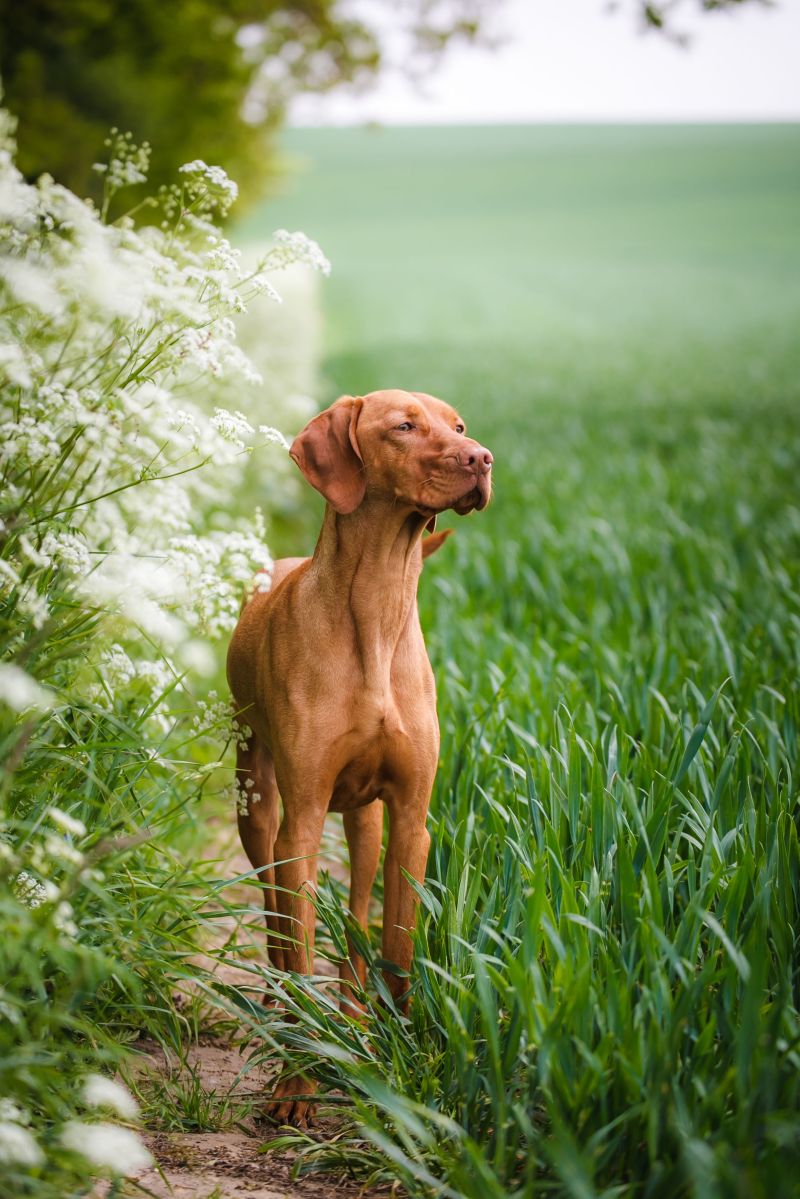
[0,120,328,690]
[0,110,328,1192]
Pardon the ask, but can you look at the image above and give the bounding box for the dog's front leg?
[272,801,326,975]
[382,794,432,1011]
[341,801,384,1016]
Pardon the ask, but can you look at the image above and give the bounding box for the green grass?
[131,1061,254,1133]
[233,125,800,1196]
[239,124,800,356]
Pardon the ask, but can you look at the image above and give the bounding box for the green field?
[236,126,800,1196]
[240,124,800,356]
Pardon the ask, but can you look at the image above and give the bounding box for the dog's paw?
[264,1072,317,1129]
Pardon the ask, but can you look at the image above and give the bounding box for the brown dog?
[226,389,492,1125]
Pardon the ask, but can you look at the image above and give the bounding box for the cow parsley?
[0,107,329,1194]
[60,1121,152,1176]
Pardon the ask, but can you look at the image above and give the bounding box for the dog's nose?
[459,445,493,475]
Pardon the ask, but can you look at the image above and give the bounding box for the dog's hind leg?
[235,734,285,972]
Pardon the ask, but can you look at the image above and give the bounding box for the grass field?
[233,126,800,1196]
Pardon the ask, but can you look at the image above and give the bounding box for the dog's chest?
[327,690,436,812]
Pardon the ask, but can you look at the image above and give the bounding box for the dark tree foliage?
[629,0,773,43]
[0,0,490,207]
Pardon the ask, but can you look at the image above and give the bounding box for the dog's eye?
[396,422,414,432]
[455,423,465,434]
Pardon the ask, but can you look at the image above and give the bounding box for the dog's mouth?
[453,473,492,514]
[414,470,492,518]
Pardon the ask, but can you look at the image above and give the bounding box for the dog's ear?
[422,528,454,560]
[425,514,437,534]
[289,396,365,514]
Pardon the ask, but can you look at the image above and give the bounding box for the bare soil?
[126,817,391,1199]
[137,1130,377,1199]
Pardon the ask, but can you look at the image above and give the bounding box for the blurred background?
[4,3,799,489]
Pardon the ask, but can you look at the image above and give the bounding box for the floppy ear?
[422,528,454,560]
[425,514,437,534]
[289,397,365,514]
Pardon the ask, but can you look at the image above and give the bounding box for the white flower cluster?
[0,111,327,722]
[82,1074,139,1120]
[264,228,331,276]
[0,1100,42,1168]
[0,109,330,1193]
[61,1120,152,1177]
[178,158,239,210]
[0,1076,147,1174]
[0,662,54,712]
[9,805,87,945]
[93,129,151,208]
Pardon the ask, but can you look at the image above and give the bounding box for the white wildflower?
[96,644,135,690]
[0,1120,43,1166]
[169,407,201,447]
[0,340,33,387]
[14,872,58,908]
[0,104,327,803]
[178,159,239,208]
[17,589,50,629]
[44,835,84,867]
[88,557,185,647]
[0,559,20,588]
[233,721,252,748]
[0,1100,28,1125]
[60,1120,153,1176]
[192,691,236,736]
[41,530,92,576]
[79,866,104,885]
[234,782,249,817]
[48,807,87,838]
[258,424,290,449]
[251,275,282,304]
[270,229,331,276]
[211,406,254,446]
[53,900,78,938]
[179,326,223,376]
[206,240,242,274]
[0,417,60,467]
[0,255,64,317]
[82,1075,139,1120]
[94,130,151,193]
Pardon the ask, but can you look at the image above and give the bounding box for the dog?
[226,389,492,1125]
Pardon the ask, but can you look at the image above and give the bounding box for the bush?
[0,111,328,1193]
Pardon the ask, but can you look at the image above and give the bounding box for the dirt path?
[133,1040,372,1198]
[128,815,389,1198]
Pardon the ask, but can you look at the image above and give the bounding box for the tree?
[0,0,770,209]
[625,0,773,45]
[0,0,492,208]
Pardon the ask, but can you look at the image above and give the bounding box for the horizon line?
[287,115,800,129]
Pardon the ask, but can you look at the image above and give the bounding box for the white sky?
[289,0,800,124]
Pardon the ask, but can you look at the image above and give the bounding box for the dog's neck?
[310,499,428,684]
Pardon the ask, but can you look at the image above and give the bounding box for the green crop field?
[234,126,800,1196]
[239,123,800,355]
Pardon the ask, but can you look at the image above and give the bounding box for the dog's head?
[289,389,493,518]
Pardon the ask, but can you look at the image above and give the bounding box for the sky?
[289,0,800,125]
